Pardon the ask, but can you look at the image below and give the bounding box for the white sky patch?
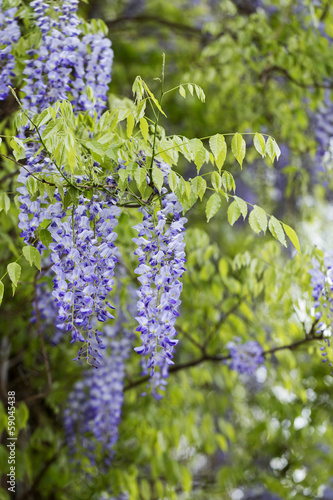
[255,366,267,383]
[231,489,244,500]
[272,385,297,403]
[294,416,307,430]
[293,468,307,483]
[270,456,288,470]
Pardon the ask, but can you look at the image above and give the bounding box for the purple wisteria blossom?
[133,192,187,398]
[64,316,133,468]
[48,194,120,363]
[16,0,119,363]
[313,91,333,176]
[0,1,20,99]
[17,0,114,249]
[308,253,333,370]
[22,0,113,116]
[226,338,264,375]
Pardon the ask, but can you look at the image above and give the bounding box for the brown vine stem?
[124,328,323,392]
[0,153,56,186]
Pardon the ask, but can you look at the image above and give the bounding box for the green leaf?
[234,196,248,219]
[64,132,76,172]
[152,166,164,192]
[118,168,129,191]
[143,81,167,117]
[209,134,226,160]
[283,223,301,253]
[26,176,38,197]
[45,184,55,202]
[266,136,280,162]
[195,148,206,173]
[191,176,206,201]
[249,205,267,234]
[23,245,41,270]
[211,172,222,191]
[16,403,29,431]
[168,171,178,192]
[253,133,266,158]
[39,228,53,249]
[195,84,206,102]
[127,114,135,138]
[10,137,25,161]
[135,168,147,197]
[140,117,149,141]
[132,76,144,101]
[0,282,4,306]
[0,193,10,214]
[179,85,186,98]
[215,146,227,173]
[231,133,246,168]
[7,262,21,295]
[187,83,194,96]
[135,100,146,121]
[273,139,281,161]
[269,216,287,246]
[188,138,203,159]
[228,200,241,226]
[221,171,235,192]
[206,193,221,222]
[177,177,186,196]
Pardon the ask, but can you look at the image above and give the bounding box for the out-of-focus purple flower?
[0,2,21,99]
[226,338,264,375]
[64,310,134,469]
[308,253,333,371]
[313,91,333,176]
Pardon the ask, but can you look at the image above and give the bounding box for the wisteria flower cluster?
[133,192,187,397]
[313,90,333,177]
[64,318,133,468]
[49,194,120,365]
[308,252,333,369]
[226,338,264,375]
[22,0,113,116]
[0,1,20,99]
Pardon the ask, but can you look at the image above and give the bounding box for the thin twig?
[124,328,323,392]
[0,153,56,186]
[260,65,333,89]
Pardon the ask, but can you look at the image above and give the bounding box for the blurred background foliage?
[1,0,333,499]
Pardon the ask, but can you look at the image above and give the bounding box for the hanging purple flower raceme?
[17,0,117,363]
[226,338,264,375]
[70,33,113,117]
[18,0,114,250]
[308,252,333,371]
[64,315,133,468]
[48,193,120,364]
[0,1,20,100]
[133,192,187,398]
[313,90,333,177]
[22,0,113,117]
